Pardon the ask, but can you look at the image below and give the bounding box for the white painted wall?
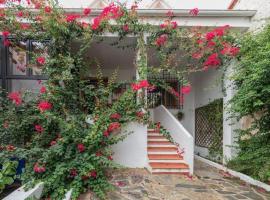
[58,0,231,9]
[112,122,148,168]
[192,69,223,158]
[234,0,270,31]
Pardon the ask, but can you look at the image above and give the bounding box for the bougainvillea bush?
[0,0,239,199]
[227,24,270,183]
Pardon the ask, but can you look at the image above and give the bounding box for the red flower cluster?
[35,124,44,133]
[203,53,221,69]
[8,91,22,106]
[110,113,121,120]
[181,85,191,94]
[77,143,85,153]
[44,6,52,13]
[36,56,45,65]
[136,111,144,118]
[66,14,80,23]
[189,8,199,16]
[83,8,91,16]
[104,122,121,137]
[16,11,24,17]
[205,25,230,41]
[122,24,129,32]
[131,80,150,91]
[155,34,168,47]
[160,21,177,29]
[221,43,240,57]
[108,122,121,132]
[6,145,15,151]
[2,30,10,47]
[33,163,46,173]
[166,10,174,17]
[50,140,57,146]
[38,101,52,112]
[91,3,123,30]
[70,168,78,177]
[40,86,46,94]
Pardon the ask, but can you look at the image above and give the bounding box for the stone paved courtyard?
[79,159,270,200]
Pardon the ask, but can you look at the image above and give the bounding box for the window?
[0,37,47,92]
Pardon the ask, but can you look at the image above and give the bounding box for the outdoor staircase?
[147,128,190,174]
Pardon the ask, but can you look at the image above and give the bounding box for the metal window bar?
[147,71,183,109]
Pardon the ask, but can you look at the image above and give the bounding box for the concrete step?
[149,162,189,169]
[147,147,178,152]
[148,141,171,145]
[148,154,183,160]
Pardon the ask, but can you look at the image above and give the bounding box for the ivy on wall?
[228,24,270,183]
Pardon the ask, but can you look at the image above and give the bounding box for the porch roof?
[65,8,256,30]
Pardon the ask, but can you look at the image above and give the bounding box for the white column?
[223,61,239,163]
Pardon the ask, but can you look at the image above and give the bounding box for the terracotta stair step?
[152,171,189,175]
[148,154,183,160]
[149,162,189,169]
[148,141,172,145]
[147,147,178,152]
[148,136,167,140]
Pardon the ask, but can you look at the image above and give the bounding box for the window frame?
[0,36,47,91]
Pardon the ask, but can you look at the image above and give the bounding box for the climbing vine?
[0,0,239,199]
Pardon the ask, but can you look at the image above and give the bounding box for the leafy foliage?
[228,24,270,183]
[0,161,18,194]
[0,0,238,199]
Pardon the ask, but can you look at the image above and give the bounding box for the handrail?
[152,105,194,174]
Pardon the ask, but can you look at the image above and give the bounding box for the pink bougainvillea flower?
[36,56,46,65]
[103,130,110,137]
[91,17,101,30]
[8,91,22,106]
[33,163,46,173]
[38,101,52,112]
[0,0,6,4]
[107,155,113,160]
[83,8,91,16]
[189,8,199,16]
[44,6,52,13]
[221,43,240,57]
[131,3,138,11]
[35,15,42,21]
[122,24,129,32]
[136,111,144,118]
[155,34,168,47]
[40,86,47,94]
[20,23,30,30]
[131,80,150,91]
[77,143,85,153]
[6,145,15,151]
[207,40,216,48]
[35,124,44,133]
[50,140,57,146]
[3,39,10,47]
[16,11,24,17]
[203,53,221,68]
[171,21,178,29]
[70,168,78,177]
[108,122,121,132]
[166,10,174,17]
[95,151,102,157]
[66,14,80,23]
[2,30,10,38]
[34,2,41,9]
[181,85,191,94]
[110,113,121,120]
[90,170,97,178]
[205,31,216,41]
[192,52,203,60]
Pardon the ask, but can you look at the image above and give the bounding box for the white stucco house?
[1,0,267,176]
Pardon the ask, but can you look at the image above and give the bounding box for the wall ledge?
[195,155,270,192]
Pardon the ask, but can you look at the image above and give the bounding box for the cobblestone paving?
[79,159,270,200]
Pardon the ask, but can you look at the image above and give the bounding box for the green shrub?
[228,24,270,183]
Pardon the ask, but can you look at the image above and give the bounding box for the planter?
[3,182,72,200]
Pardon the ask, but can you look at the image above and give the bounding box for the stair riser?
[149,160,185,163]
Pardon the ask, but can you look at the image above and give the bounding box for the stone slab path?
[79,159,270,200]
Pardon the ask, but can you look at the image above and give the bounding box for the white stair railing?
[152,105,194,174]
